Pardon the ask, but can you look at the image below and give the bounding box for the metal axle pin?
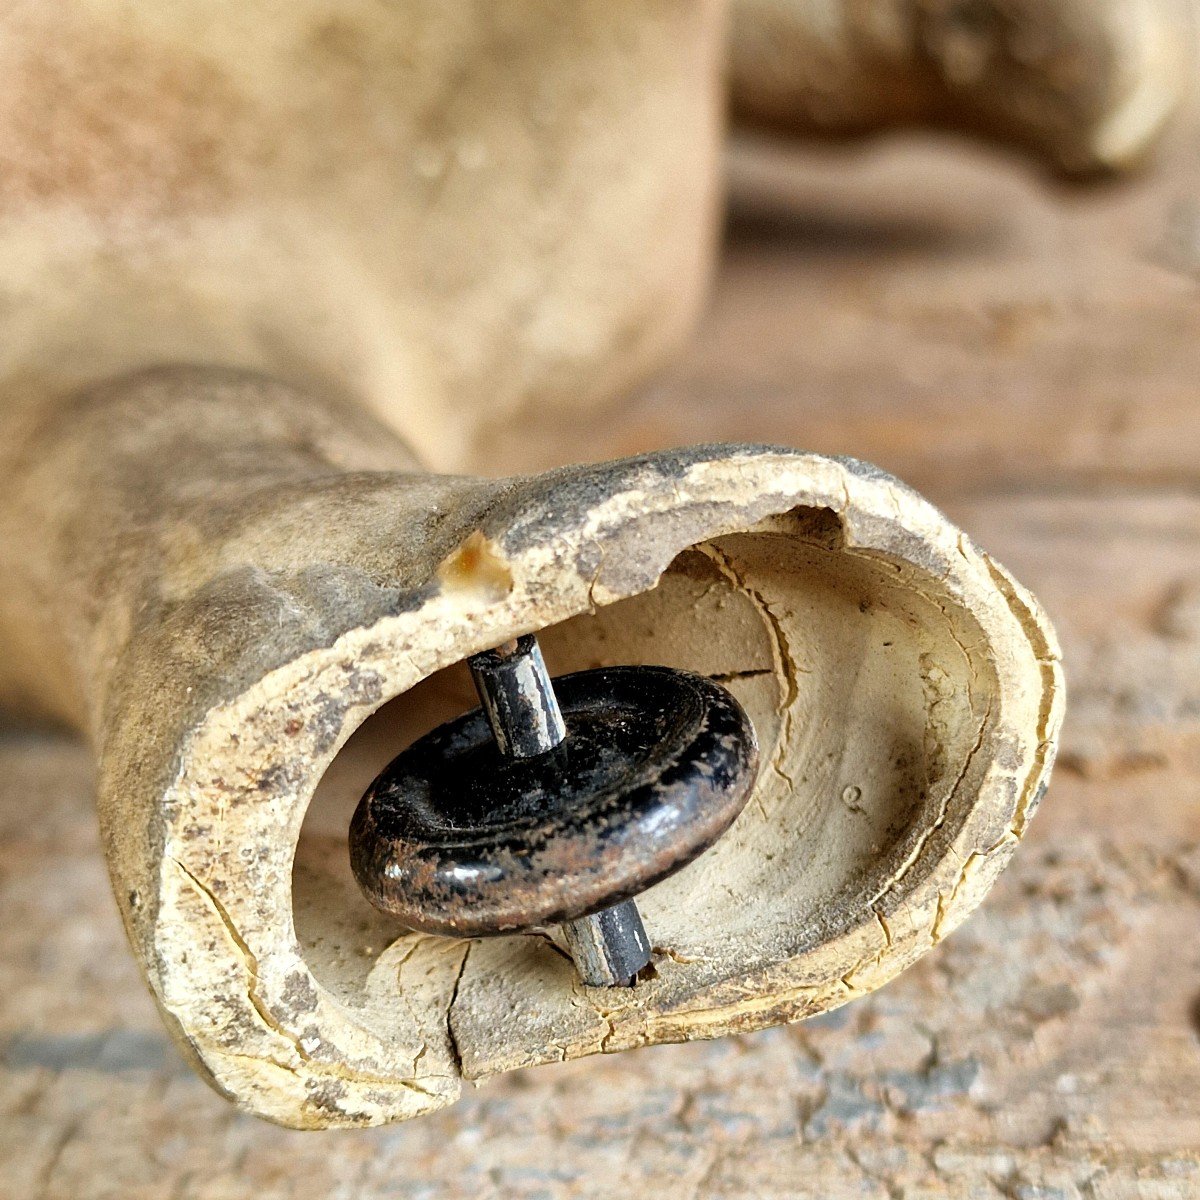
[350,634,759,988]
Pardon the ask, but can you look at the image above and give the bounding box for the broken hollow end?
[0,367,1062,1127]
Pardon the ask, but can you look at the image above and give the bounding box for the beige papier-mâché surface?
[0,367,1061,1128]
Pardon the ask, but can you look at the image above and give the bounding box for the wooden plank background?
[4,113,1200,1197]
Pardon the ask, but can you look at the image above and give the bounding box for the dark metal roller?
[350,635,759,986]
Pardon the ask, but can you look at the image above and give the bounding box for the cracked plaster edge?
[126,449,1060,1126]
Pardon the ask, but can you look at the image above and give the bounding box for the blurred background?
[3,8,1200,1197]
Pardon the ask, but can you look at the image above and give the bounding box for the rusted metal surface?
[470,636,568,760]
[349,663,760,938]
[561,898,654,988]
[466,635,653,987]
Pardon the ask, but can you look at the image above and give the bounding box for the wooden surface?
[4,121,1200,1196]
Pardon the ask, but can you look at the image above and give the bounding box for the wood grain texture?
[4,117,1200,1196]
